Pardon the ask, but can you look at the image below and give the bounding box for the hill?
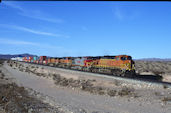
[134,58,171,61]
[0,53,36,59]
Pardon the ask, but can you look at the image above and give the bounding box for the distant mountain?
[134,58,171,61]
[0,53,36,59]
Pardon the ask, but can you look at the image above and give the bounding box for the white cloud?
[3,2,63,23]
[12,25,69,38]
[19,12,64,23]
[112,6,124,20]
[114,7,123,20]
[0,24,70,38]
[0,38,63,49]
[2,2,69,38]
[111,4,140,21]
[0,38,87,57]
[0,38,39,46]
[0,38,73,57]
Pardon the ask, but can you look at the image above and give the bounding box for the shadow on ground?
[135,74,163,81]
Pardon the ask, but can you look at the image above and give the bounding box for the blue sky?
[0,1,171,59]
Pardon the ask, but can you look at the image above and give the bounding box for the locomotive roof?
[35,55,132,59]
[101,56,116,59]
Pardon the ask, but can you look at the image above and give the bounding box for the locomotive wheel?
[92,69,96,73]
[87,67,92,72]
[83,67,87,71]
[66,65,71,69]
[122,70,136,77]
[93,68,98,73]
[111,69,123,76]
[89,67,94,73]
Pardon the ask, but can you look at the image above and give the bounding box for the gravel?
[0,83,63,113]
[3,61,171,113]
[0,60,65,113]
[135,61,171,75]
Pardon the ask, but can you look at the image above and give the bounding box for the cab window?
[121,57,127,61]
[127,56,132,60]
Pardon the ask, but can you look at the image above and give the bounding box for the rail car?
[21,55,135,77]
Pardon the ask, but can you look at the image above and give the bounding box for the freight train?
[12,55,136,77]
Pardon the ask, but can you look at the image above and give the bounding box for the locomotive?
[22,55,135,77]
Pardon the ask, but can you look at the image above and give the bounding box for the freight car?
[21,55,136,77]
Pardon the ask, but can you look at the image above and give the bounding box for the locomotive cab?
[116,55,135,71]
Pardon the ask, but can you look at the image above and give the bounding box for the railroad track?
[18,61,171,88]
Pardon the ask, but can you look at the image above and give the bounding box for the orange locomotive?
[58,57,72,68]
[89,55,135,76]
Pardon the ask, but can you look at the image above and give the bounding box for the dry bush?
[7,60,10,63]
[151,70,164,76]
[118,87,135,97]
[52,74,107,95]
[89,86,105,95]
[154,92,162,96]
[162,97,171,103]
[0,59,5,65]
[135,61,171,74]
[19,69,24,72]
[113,80,121,86]
[107,89,117,97]
[0,83,62,113]
[163,85,168,89]
[31,66,35,68]
[52,74,140,98]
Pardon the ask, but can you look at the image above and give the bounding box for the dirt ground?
[0,60,65,113]
[135,61,171,82]
[1,60,170,113]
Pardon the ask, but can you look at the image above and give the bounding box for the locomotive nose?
[131,60,135,70]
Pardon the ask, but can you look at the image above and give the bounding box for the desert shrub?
[118,87,134,97]
[90,86,105,95]
[31,66,35,68]
[154,92,161,96]
[97,90,105,95]
[113,80,121,86]
[7,60,10,63]
[0,83,61,113]
[107,89,117,97]
[163,85,168,89]
[0,59,5,64]
[19,69,24,72]
[162,97,171,103]
[152,70,164,76]
[80,80,94,91]
[92,111,99,113]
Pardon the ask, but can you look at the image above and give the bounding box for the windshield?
[121,57,127,61]
[127,56,132,60]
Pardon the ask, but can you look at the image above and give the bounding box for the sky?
[0,1,171,59]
